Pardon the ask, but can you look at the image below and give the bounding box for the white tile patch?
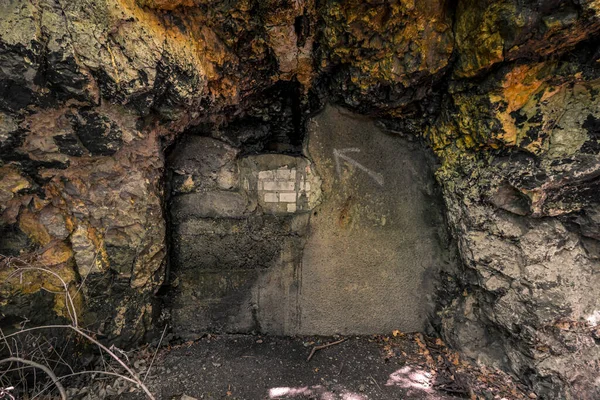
[279,192,297,203]
[256,166,316,213]
[264,192,279,203]
[263,181,295,191]
[258,170,274,180]
[276,168,294,179]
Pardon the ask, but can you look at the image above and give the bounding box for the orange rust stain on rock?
[491,63,546,146]
[39,241,74,267]
[498,64,546,111]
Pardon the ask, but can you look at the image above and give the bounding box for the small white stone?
[287,203,297,213]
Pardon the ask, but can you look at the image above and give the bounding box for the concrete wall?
[168,106,451,338]
[299,105,449,334]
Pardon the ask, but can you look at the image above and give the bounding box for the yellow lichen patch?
[19,210,52,246]
[426,122,458,153]
[112,303,128,335]
[454,1,512,77]
[180,175,195,193]
[0,166,31,194]
[88,225,110,271]
[0,248,81,323]
[106,0,210,95]
[131,240,165,288]
[32,196,50,212]
[53,284,84,323]
[0,167,31,219]
[64,213,75,234]
[0,244,76,295]
[586,0,600,14]
[71,222,110,276]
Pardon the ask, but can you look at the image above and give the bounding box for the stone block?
[172,270,260,337]
[168,137,239,194]
[181,269,259,300]
[173,232,283,271]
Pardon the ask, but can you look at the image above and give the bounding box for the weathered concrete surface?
[168,137,321,338]
[168,109,451,338]
[298,105,451,334]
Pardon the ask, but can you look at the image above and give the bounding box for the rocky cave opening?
[161,94,455,340]
[1,0,600,398]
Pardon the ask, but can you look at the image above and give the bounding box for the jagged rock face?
[1,0,600,398]
[454,0,600,77]
[431,47,600,398]
[317,0,454,113]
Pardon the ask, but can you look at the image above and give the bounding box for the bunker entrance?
[165,105,451,340]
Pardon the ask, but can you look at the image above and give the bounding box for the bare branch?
[0,357,67,400]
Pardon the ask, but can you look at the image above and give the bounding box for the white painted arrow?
[333,148,384,186]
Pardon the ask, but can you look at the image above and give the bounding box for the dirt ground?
[107,333,532,400]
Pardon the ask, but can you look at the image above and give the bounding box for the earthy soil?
[108,333,531,400]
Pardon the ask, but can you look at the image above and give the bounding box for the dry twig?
[0,257,156,399]
[0,357,67,400]
[306,338,347,362]
[144,325,167,382]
